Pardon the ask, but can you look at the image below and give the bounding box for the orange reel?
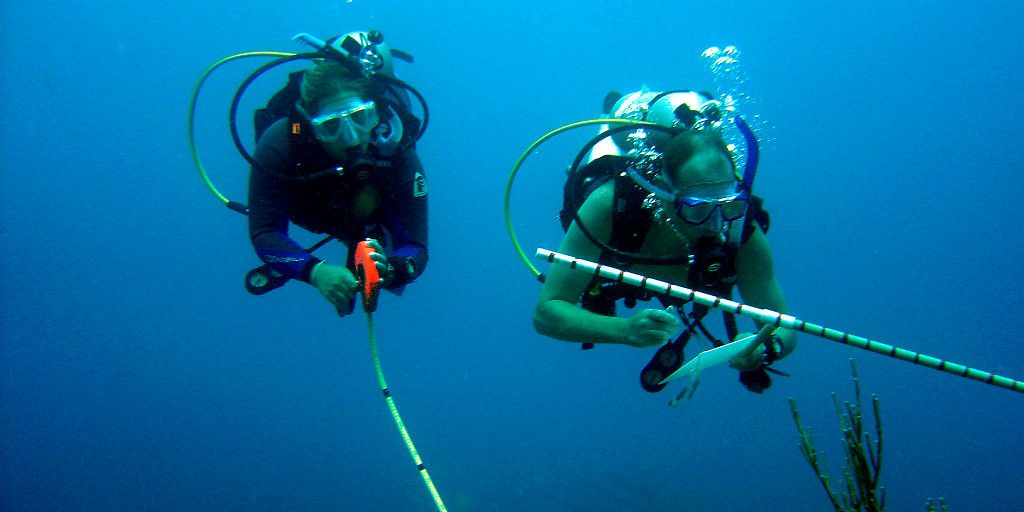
[354,240,382,313]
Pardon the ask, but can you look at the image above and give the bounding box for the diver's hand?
[728,326,775,371]
[310,262,359,316]
[364,238,394,286]
[622,308,680,348]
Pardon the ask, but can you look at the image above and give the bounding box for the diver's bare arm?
[736,228,797,357]
[532,183,631,345]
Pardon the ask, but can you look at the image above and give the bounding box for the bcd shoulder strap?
[255,71,305,143]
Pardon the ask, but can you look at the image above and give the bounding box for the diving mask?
[630,166,749,226]
[299,98,380,146]
[675,192,748,225]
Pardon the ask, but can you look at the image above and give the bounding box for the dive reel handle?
[245,264,288,295]
[354,240,381,313]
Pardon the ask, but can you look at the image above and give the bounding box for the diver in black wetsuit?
[248,56,428,317]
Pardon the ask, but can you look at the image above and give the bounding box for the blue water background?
[3,1,1023,510]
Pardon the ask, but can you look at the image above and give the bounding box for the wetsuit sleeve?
[247,121,321,282]
[381,148,428,288]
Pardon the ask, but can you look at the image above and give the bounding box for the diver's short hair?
[299,61,371,113]
[663,130,735,179]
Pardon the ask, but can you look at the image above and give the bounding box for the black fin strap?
[684,303,726,347]
[723,310,739,343]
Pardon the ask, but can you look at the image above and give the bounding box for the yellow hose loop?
[187,51,296,205]
[503,119,660,277]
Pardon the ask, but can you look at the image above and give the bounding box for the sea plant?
[788,359,884,512]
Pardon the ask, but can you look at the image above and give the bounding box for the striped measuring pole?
[536,248,1024,394]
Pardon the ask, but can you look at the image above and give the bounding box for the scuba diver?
[245,30,429,317]
[189,33,447,510]
[532,89,796,393]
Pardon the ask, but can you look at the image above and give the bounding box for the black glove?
[739,368,773,394]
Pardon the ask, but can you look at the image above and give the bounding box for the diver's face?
[312,92,378,158]
[670,148,738,238]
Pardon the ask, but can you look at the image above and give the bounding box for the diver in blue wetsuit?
[248,55,428,317]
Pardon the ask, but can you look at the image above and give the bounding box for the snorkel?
[733,115,759,194]
[724,114,760,244]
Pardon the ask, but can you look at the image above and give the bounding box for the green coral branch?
[790,359,950,511]
[789,396,846,511]
[789,359,884,512]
